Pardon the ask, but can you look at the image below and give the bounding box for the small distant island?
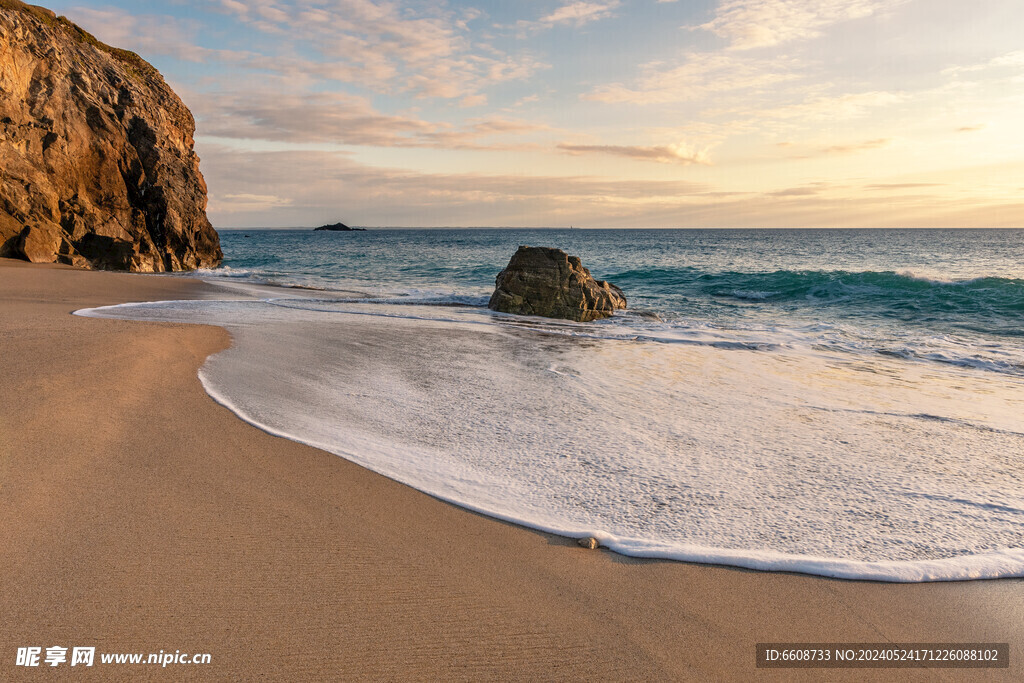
[314,222,366,232]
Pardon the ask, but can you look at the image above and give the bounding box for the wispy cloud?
[219,193,294,210]
[727,91,903,127]
[193,90,547,149]
[821,137,891,154]
[557,142,711,165]
[62,7,203,59]
[511,1,622,36]
[773,137,891,160]
[865,183,943,190]
[697,0,908,50]
[539,1,621,27]
[942,50,1024,76]
[585,52,801,104]
[194,91,434,146]
[767,183,829,197]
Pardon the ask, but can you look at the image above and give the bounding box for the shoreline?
[78,272,1024,585]
[2,257,1022,679]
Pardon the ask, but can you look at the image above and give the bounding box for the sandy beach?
[1,258,1021,680]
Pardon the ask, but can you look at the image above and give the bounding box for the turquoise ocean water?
[80,228,1024,581]
[211,228,1024,373]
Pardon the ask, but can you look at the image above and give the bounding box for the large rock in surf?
[0,1,221,271]
[488,246,626,322]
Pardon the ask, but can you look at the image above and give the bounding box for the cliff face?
[0,1,221,271]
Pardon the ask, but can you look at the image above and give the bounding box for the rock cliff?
[488,246,627,322]
[0,1,221,271]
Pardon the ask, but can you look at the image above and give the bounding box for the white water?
[76,288,1024,582]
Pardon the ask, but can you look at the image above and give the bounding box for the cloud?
[72,2,546,102]
[61,7,202,59]
[466,118,547,135]
[557,143,711,165]
[538,1,621,27]
[943,50,1024,76]
[732,91,903,126]
[212,0,463,65]
[217,193,294,210]
[510,1,621,36]
[776,137,891,159]
[697,0,908,50]
[865,183,943,190]
[194,90,548,149]
[767,184,826,197]
[821,137,891,154]
[585,52,801,104]
[194,91,436,146]
[460,94,488,108]
[956,125,986,132]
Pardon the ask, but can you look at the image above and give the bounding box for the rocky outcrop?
[488,246,626,322]
[0,1,221,271]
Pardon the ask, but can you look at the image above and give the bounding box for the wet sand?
[1,258,1021,680]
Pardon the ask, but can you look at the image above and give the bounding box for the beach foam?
[76,292,1024,582]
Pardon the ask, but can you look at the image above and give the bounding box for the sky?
[44,0,1024,228]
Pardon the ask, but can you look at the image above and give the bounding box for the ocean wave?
[729,290,781,300]
[895,269,1000,286]
[606,266,701,287]
[190,265,257,279]
[702,269,1024,302]
[596,266,1024,329]
[695,270,1024,338]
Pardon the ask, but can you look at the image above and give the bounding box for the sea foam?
[76,292,1024,582]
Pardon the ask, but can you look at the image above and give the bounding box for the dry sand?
[1,258,1021,680]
